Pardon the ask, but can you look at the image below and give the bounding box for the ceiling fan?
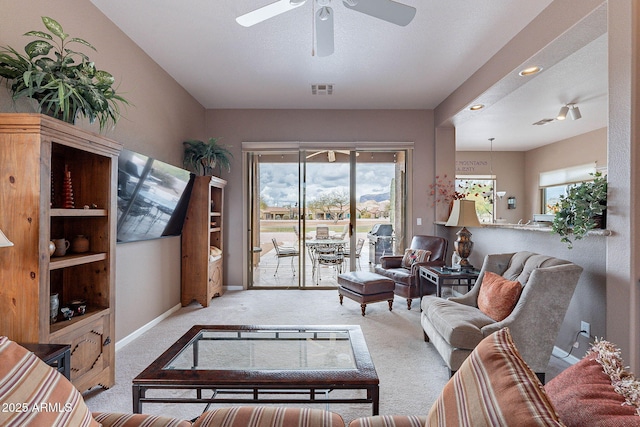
[236,0,417,57]
[306,150,360,162]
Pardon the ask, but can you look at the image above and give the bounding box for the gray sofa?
[421,251,583,382]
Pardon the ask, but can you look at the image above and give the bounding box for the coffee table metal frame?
[132,324,379,415]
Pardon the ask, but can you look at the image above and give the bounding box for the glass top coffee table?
[132,325,379,415]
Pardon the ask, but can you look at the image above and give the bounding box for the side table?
[21,343,71,380]
[419,266,480,299]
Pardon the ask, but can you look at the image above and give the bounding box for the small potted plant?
[183,137,233,176]
[551,171,607,248]
[0,16,129,131]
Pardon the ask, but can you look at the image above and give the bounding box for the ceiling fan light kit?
[237,0,417,56]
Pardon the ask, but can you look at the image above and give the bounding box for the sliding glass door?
[246,147,407,289]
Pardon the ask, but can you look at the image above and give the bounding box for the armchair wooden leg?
[406,298,412,310]
[339,294,344,305]
[387,299,393,311]
[360,303,367,316]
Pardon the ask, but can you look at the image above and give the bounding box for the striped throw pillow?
[194,406,345,427]
[0,336,99,427]
[427,328,563,426]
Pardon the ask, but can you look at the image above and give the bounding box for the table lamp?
[445,199,481,269]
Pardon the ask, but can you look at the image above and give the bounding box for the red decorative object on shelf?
[62,164,74,208]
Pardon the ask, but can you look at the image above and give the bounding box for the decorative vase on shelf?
[63,164,75,208]
[71,235,89,253]
[50,293,59,324]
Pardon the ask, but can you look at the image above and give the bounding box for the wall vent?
[312,84,334,95]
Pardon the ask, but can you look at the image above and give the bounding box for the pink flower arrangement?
[428,174,467,207]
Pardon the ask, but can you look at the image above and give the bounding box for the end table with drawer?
[419,266,480,299]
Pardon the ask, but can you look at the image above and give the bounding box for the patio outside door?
[246,147,407,289]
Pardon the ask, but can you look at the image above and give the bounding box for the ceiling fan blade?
[236,0,307,27]
[342,0,416,26]
[306,150,327,159]
[315,6,334,57]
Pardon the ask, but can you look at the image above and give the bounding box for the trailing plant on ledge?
[551,171,607,249]
[0,16,129,131]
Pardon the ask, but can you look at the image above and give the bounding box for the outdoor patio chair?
[344,237,365,270]
[316,246,344,285]
[331,224,349,239]
[293,224,311,243]
[315,226,330,239]
[271,238,299,276]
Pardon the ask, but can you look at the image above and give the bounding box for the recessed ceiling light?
[469,104,484,111]
[518,66,543,76]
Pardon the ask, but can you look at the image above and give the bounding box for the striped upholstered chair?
[0,336,344,427]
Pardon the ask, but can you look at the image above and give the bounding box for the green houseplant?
[551,171,607,248]
[0,16,128,131]
[183,137,233,176]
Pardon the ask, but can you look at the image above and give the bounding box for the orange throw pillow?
[477,271,522,321]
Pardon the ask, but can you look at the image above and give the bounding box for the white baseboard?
[225,285,243,291]
[552,345,581,365]
[115,303,182,352]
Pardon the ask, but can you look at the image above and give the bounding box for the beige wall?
[205,109,435,287]
[455,151,526,224]
[0,0,207,341]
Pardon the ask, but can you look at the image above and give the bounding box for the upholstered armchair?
[421,251,583,383]
[374,235,448,310]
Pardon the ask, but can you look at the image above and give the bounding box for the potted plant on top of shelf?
[183,137,233,176]
[0,16,129,131]
[551,171,607,249]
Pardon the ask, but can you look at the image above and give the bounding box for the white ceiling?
[89,0,608,151]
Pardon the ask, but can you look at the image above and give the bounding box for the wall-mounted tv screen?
[117,149,193,243]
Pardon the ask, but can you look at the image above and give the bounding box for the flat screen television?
[116,149,193,243]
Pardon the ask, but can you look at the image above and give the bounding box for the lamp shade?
[0,228,13,247]
[445,199,482,227]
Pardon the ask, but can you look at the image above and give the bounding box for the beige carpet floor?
[83,289,568,423]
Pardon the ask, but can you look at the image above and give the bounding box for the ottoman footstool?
[337,271,395,316]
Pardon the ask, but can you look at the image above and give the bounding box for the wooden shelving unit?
[181,175,226,307]
[0,113,121,391]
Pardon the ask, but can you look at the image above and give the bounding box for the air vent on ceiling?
[312,84,334,95]
[533,118,555,126]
